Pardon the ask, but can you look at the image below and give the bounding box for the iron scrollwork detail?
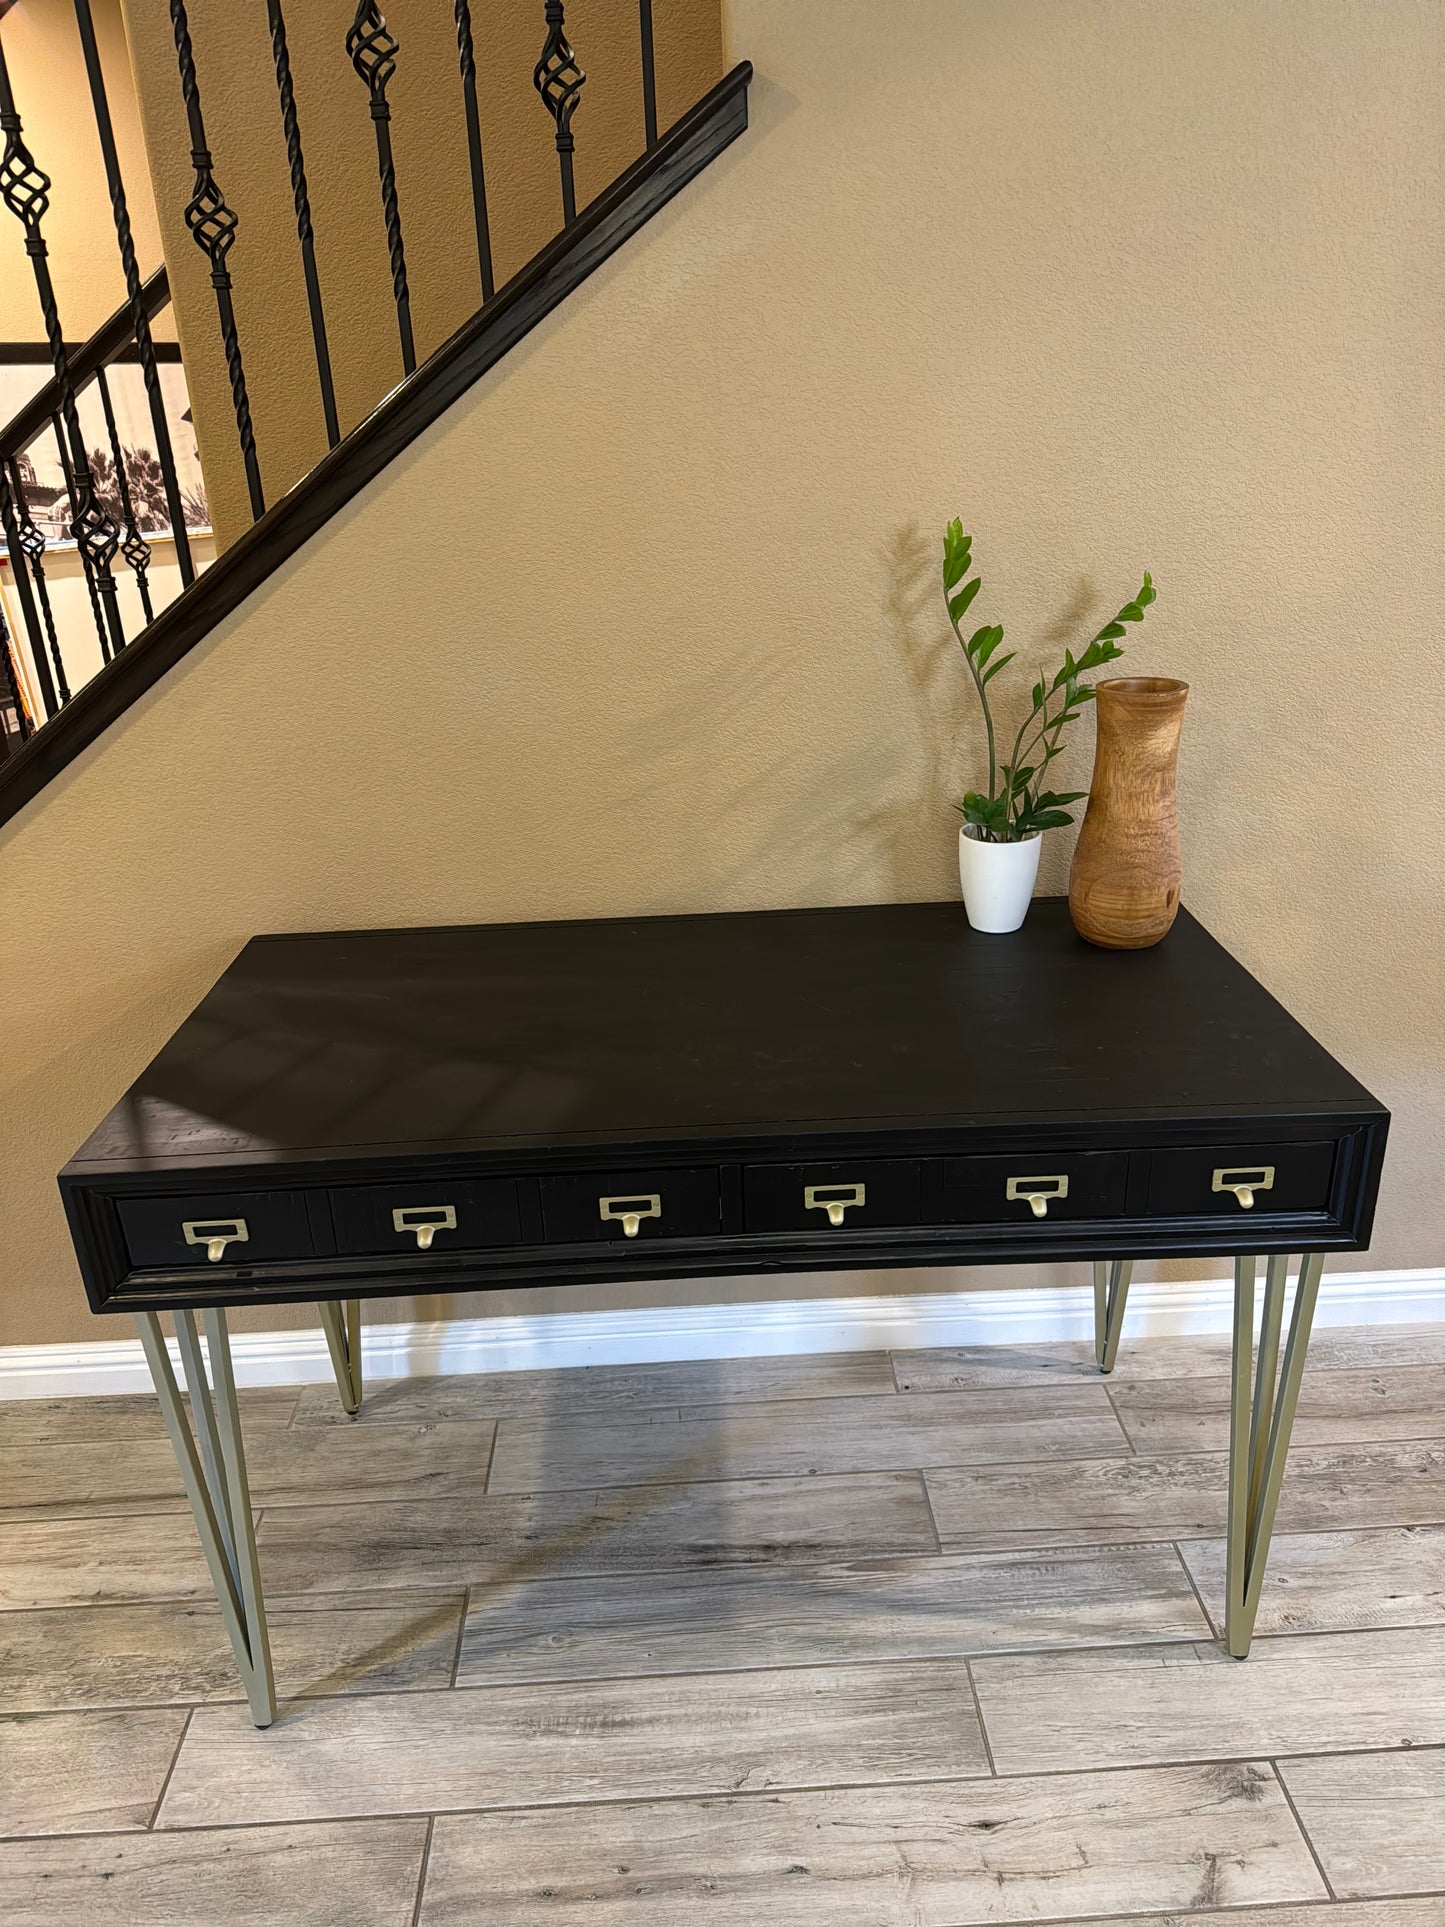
[182,169,239,279]
[534,0,586,225]
[346,0,398,102]
[0,98,51,242]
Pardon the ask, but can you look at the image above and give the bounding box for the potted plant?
[943,517,1157,932]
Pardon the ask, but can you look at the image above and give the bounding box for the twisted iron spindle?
[639,0,657,148]
[51,413,114,664]
[0,36,125,661]
[267,0,340,448]
[0,463,65,714]
[168,0,265,521]
[454,0,494,301]
[534,0,586,225]
[95,366,154,624]
[347,3,415,376]
[73,0,194,586]
[0,597,33,746]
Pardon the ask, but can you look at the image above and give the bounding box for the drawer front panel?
[744,1159,922,1234]
[1146,1141,1338,1217]
[330,1179,520,1256]
[940,1151,1129,1225]
[118,1191,314,1270]
[541,1167,720,1243]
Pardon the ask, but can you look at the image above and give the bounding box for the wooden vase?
[1068,677,1189,950]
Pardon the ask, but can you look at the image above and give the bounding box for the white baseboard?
[1,1266,1441,1400]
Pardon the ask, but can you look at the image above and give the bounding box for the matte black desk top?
[68,899,1379,1172]
[60,899,1388,1315]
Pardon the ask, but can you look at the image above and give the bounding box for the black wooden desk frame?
[57,903,1388,1728]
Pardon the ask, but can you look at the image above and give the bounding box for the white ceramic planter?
[958,826,1042,933]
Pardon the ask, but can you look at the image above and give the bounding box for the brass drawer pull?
[1213,1165,1275,1210]
[183,1218,249,1264]
[804,1182,865,1227]
[392,1204,457,1250]
[600,1194,661,1237]
[1006,1174,1069,1219]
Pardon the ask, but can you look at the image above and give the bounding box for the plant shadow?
[867,522,1105,897]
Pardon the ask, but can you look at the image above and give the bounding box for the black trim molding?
[0,63,751,834]
[0,340,182,365]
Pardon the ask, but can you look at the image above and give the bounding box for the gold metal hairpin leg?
[1092,1257,1133,1373]
[318,1298,363,1416]
[1225,1251,1324,1656]
[136,1309,276,1727]
[1092,1248,1321,1658]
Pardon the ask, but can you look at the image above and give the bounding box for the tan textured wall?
[1,0,1441,1349]
[0,0,166,342]
[121,0,723,549]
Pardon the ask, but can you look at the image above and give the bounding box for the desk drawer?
[940,1151,1129,1225]
[541,1166,720,1243]
[118,1191,313,1270]
[330,1179,519,1256]
[745,1159,921,1234]
[1146,1141,1337,1217]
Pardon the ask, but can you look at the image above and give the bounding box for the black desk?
[59,900,1389,1725]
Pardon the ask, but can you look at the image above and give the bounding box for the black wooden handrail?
[0,264,170,460]
[0,63,752,835]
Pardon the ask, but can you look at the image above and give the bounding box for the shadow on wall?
[550,518,1106,916]
[857,519,959,893]
[524,513,1131,921]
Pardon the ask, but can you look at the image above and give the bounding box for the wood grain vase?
[1068,677,1189,949]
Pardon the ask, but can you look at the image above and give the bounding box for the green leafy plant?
[943,518,1156,843]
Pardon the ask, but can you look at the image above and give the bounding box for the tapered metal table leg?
[1093,1258,1133,1372]
[318,1298,363,1416]
[1225,1250,1324,1657]
[136,1309,276,1726]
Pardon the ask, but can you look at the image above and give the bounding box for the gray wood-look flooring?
[0,1419,500,1522]
[2,1323,1444,1924]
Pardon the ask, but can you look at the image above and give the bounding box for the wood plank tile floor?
[1,1324,1443,1925]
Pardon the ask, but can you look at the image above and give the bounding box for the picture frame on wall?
[0,341,209,542]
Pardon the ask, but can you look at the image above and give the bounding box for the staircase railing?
[0,264,198,748]
[0,1,749,807]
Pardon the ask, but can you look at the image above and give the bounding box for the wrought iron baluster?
[0,467,48,714]
[347,3,415,376]
[0,462,64,714]
[266,0,340,448]
[639,0,657,148]
[51,412,114,664]
[0,597,33,745]
[453,0,494,301]
[0,36,125,661]
[167,0,265,521]
[73,0,194,587]
[95,365,154,624]
[534,0,586,225]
